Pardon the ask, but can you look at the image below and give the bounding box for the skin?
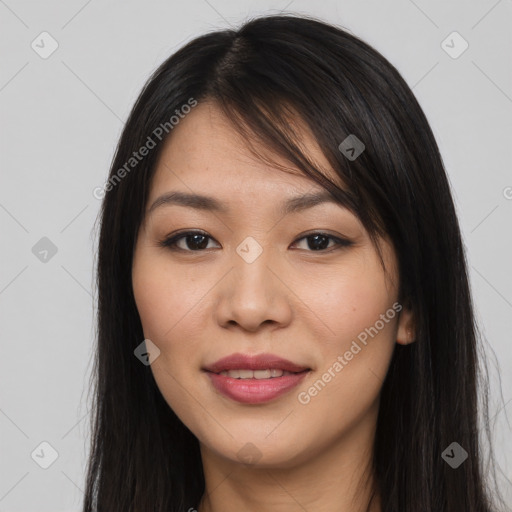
[132,100,416,512]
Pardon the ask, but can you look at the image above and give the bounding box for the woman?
[84,13,507,512]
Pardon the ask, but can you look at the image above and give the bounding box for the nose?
[214,245,293,333]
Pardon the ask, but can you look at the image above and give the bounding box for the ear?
[396,305,416,345]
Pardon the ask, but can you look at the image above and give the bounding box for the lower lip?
[206,371,310,404]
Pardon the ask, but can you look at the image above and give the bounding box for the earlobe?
[396,306,416,345]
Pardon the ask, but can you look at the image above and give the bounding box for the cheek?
[291,253,398,410]
[296,255,398,349]
[132,252,207,418]
[132,252,210,344]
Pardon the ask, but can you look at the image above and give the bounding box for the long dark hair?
[84,13,507,512]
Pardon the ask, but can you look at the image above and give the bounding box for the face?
[132,101,414,468]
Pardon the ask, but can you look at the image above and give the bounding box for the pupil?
[188,234,208,250]
[308,235,329,250]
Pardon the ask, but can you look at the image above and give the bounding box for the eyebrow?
[147,190,348,217]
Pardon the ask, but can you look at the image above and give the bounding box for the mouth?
[202,353,311,404]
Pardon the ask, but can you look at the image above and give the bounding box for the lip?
[203,352,310,374]
[206,371,309,404]
[203,353,311,404]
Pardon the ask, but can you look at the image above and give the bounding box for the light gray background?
[1,0,511,510]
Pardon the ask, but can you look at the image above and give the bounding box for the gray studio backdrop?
[1,0,511,510]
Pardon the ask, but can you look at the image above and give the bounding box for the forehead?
[149,101,342,201]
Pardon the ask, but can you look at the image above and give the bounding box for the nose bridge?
[232,236,274,297]
[214,236,292,331]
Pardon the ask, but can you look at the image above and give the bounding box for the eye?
[159,230,353,253]
[291,232,353,252]
[159,230,220,251]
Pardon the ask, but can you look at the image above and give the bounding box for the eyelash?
[158,230,353,253]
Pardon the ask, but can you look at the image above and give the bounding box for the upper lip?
[203,353,310,374]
